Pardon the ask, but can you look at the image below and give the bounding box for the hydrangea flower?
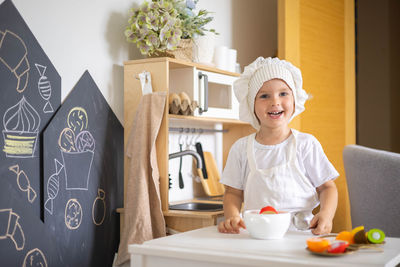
[125,0,182,56]
[125,0,216,56]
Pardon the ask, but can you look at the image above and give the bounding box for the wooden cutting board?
[196,152,225,196]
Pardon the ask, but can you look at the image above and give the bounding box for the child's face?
[254,79,295,130]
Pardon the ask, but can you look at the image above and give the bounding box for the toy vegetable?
[351,226,385,244]
[327,241,349,253]
[336,231,355,244]
[367,229,385,244]
[307,237,330,252]
[259,206,278,214]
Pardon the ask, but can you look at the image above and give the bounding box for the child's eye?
[259,94,269,99]
[280,92,289,97]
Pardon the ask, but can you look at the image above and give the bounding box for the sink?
[169,202,223,211]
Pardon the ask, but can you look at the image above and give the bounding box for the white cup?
[213,46,228,70]
[227,49,237,72]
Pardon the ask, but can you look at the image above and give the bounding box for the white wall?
[6,0,276,202]
[9,0,139,124]
[8,0,276,126]
[197,0,277,69]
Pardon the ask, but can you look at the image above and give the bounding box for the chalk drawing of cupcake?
[59,107,95,190]
[2,96,41,158]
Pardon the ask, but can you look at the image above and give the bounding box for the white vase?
[192,33,215,66]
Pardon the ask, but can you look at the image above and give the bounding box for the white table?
[129,226,400,267]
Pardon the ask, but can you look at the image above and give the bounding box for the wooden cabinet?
[123,57,254,232]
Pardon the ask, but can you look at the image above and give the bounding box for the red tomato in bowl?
[259,206,278,214]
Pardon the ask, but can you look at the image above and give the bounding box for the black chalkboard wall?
[0,182,63,266]
[0,0,62,265]
[0,0,61,218]
[0,1,124,266]
[43,71,123,266]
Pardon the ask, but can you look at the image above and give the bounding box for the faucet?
[168,149,202,169]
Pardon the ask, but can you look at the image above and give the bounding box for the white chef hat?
[233,57,309,130]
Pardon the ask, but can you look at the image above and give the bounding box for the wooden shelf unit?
[123,57,254,232]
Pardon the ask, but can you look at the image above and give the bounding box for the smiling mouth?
[268,111,284,116]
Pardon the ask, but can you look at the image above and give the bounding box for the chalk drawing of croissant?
[0,208,25,251]
[0,29,30,93]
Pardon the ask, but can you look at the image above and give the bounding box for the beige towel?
[115,92,167,265]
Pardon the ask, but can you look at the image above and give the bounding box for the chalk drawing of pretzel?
[0,30,30,93]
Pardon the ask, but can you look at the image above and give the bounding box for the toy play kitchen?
[122,57,255,233]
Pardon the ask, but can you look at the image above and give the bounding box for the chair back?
[343,145,400,237]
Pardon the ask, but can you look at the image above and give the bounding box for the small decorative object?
[168,92,198,115]
[171,0,217,61]
[213,45,228,70]
[179,92,190,112]
[175,0,217,39]
[168,93,181,114]
[192,32,215,65]
[125,0,217,61]
[179,92,197,115]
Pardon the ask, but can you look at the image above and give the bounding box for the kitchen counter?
[129,226,400,267]
[164,198,224,233]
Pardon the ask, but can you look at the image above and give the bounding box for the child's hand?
[309,212,333,235]
[218,216,246,234]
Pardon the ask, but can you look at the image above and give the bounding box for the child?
[218,57,338,235]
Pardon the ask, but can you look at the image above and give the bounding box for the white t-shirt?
[220,131,339,191]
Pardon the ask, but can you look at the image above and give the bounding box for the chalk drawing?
[35,63,53,113]
[23,248,47,267]
[92,189,106,226]
[44,159,64,215]
[0,30,30,93]
[0,208,25,251]
[67,107,88,134]
[59,107,95,190]
[65,198,82,230]
[8,165,37,203]
[58,128,76,152]
[2,96,41,158]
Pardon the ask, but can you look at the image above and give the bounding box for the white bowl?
[243,210,291,239]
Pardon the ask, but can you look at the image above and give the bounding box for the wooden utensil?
[196,168,212,196]
[203,152,225,195]
[196,151,224,196]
